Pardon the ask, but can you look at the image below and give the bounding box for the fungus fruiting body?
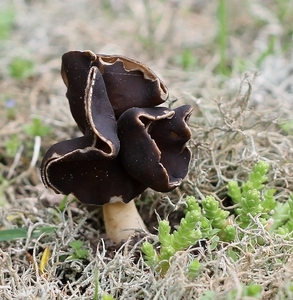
[41,50,192,243]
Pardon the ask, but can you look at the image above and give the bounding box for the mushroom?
[41,50,192,243]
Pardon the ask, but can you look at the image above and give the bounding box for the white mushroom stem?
[103,200,147,244]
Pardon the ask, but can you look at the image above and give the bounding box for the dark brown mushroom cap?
[41,50,192,207]
[61,51,96,134]
[41,134,147,205]
[61,50,169,155]
[61,51,169,119]
[117,105,193,192]
[61,51,119,158]
[92,54,169,118]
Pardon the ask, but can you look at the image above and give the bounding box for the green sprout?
[227,161,293,237]
[200,283,262,300]
[143,161,293,276]
[0,226,56,242]
[274,195,293,236]
[202,195,235,241]
[216,0,230,76]
[94,269,116,300]
[225,160,293,238]
[102,295,115,300]
[0,7,15,39]
[188,258,201,278]
[280,119,293,135]
[9,57,35,79]
[228,161,276,228]
[69,240,89,260]
[256,35,276,67]
[176,48,197,71]
[5,134,21,158]
[244,283,262,298]
[23,117,50,137]
[142,196,202,274]
[142,196,237,274]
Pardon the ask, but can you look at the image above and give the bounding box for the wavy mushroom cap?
[92,54,169,117]
[61,51,169,120]
[41,134,147,205]
[61,51,119,158]
[41,50,192,207]
[61,51,96,134]
[118,105,193,192]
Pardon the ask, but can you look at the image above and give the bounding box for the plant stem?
[103,200,147,243]
[217,0,229,75]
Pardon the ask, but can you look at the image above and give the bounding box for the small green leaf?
[200,291,216,300]
[262,188,277,212]
[209,235,220,250]
[93,269,99,300]
[69,240,89,260]
[280,120,293,135]
[158,220,172,247]
[69,240,83,250]
[102,295,115,300]
[176,48,197,71]
[188,258,201,278]
[0,226,56,242]
[244,283,262,297]
[0,8,15,39]
[5,134,21,157]
[23,117,50,137]
[58,196,68,212]
[228,249,239,262]
[9,57,34,79]
[227,180,242,203]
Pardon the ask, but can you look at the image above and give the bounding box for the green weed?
[143,161,293,275]
[69,240,89,260]
[176,48,197,71]
[0,7,15,39]
[142,197,203,274]
[8,57,35,79]
[94,269,116,300]
[200,283,262,299]
[256,35,277,67]
[23,117,50,137]
[0,226,56,242]
[5,134,21,158]
[280,120,293,135]
[216,0,230,76]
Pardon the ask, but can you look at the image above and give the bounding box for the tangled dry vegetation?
[1,0,293,299]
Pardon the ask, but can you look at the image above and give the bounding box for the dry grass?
[1,0,293,299]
